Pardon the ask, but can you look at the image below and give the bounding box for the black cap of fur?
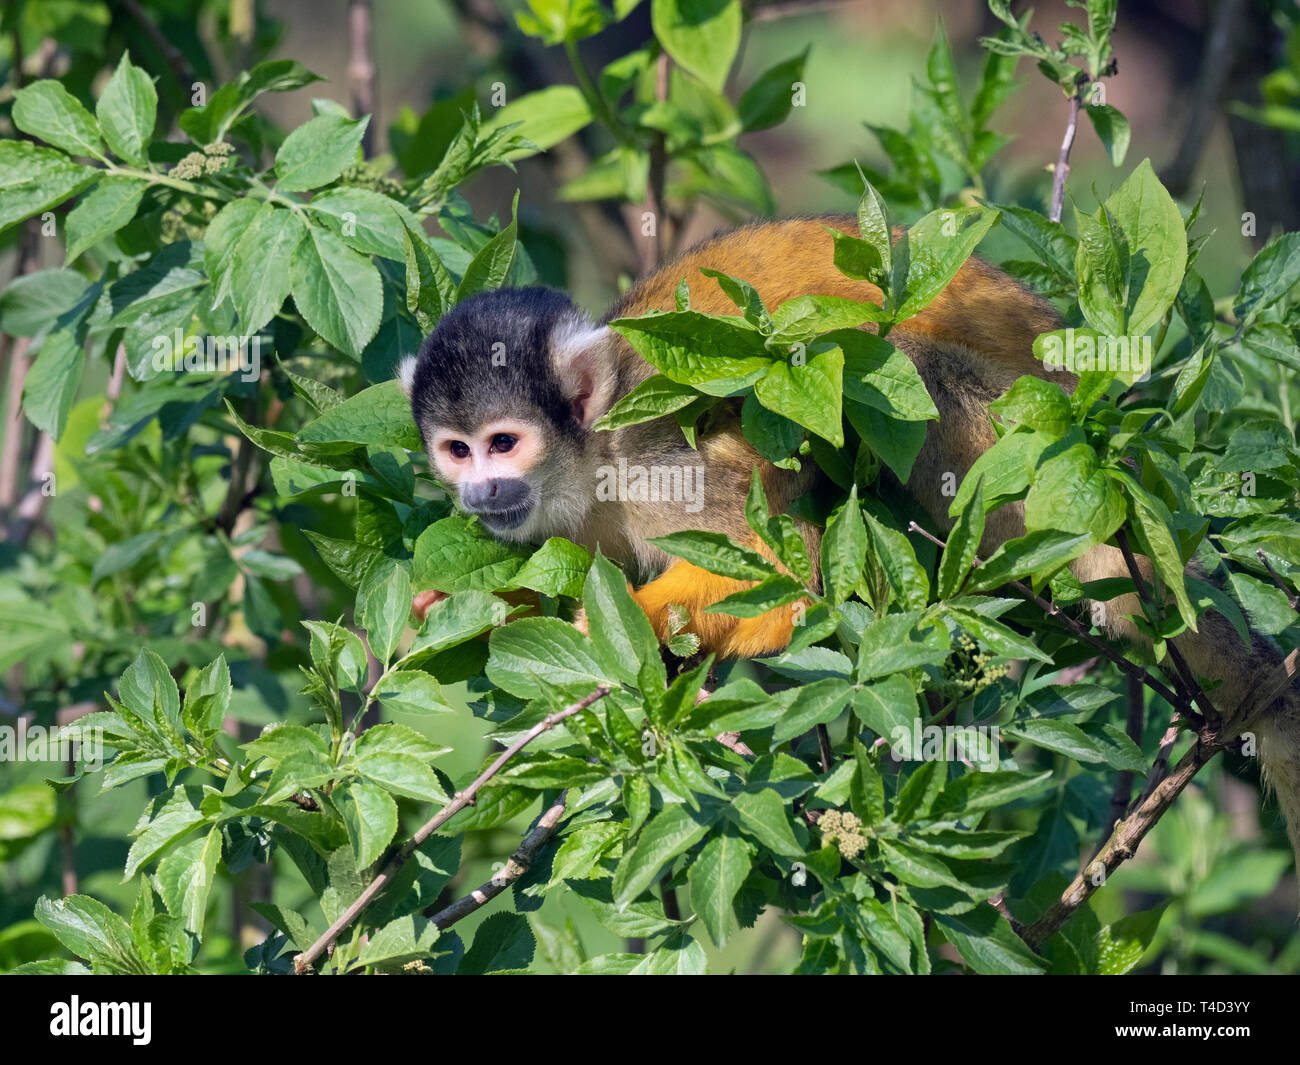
[408,287,582,436]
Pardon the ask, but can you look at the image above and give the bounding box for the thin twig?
[429,793,568,930]
[1049,91,1082,224]
[347,0,377,155]
[1113,528,1214,728]
[1024,730,1224,949]
[1096,672,1143,855]
[293,685,610,973]
[1256,548,1298,610]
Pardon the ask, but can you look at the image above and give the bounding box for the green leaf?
[0,141,98,235]
[306,186,418,261]
[341,780,398,869]
[687,827,752,947]
[298,379,419,449]
[229,203,306,333]
[291,222,383,358]
[822,488,867,605]
[35,895,146,974]
[753,344,844,446]
[1085,104,1130,165]
[1094,904,1166,975]
[482,86,592,158]
[354,749,448,804]
[731,788,804,857]
[583,552,662,688]
[647,530,774,581]
[22,330,84,439]
[593,374,700,431]
[358,914,441,967]
[153,828,221,935]
[64,176,147,262]
[457,193,519,300]
[962,530,1093,594]
[935,908,1046,974]
[930,769,1053,820]
[460,912,535,974]
[737,48,809,131]
[768,294,888,347]
[96,52,157,165]
[12,80,104,159]
[850,674,918,739]
[608,310,772,396]
[412,516,530,593]
[652,0,742,91]
[402,222,455,330]
[510,537,592,599]
[1099,158,1188,336]
[487,617,611,700]
[359,565,412,664]
[1024,434,1125,542]
[938,477,986,598]
[988,376,1072,437]
[0,268,90,338]
[863,512,931,611]
[371,670,454,715]
[895,206,1000,321]
[613,802,720,906]
[1113,469,1198,630]
[125,786,210,879]
[771,678,853,745]
[275,113,368,191]
[704,573,804,617]
[1235,232,1300,322]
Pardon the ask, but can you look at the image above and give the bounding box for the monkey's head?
[399,287,619,543]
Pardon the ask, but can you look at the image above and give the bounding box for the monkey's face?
[400,287,620,544]
[428,418,542,535]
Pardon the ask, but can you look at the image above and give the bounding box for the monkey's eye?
[490,433,517,454]
[447,441,470,460]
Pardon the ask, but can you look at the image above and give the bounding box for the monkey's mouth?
[474,503,532,531]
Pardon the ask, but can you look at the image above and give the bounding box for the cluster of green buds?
[936,632,1011,700]
[170,141,236,180]
[340,160,404,199]
[817,809,867,860]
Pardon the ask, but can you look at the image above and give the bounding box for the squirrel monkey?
[399,216,1300,873]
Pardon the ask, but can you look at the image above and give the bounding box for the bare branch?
[1024,731,1223,949]
[293,685,610,973]
[430,794,568,930]
[1049,92,1081,224]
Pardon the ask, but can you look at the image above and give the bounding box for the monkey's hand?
[412,588,447,624]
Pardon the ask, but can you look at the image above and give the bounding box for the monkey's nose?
[463,478,530,513]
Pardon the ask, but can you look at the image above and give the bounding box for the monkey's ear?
[552,325,618,428]
[397,355,418,398]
